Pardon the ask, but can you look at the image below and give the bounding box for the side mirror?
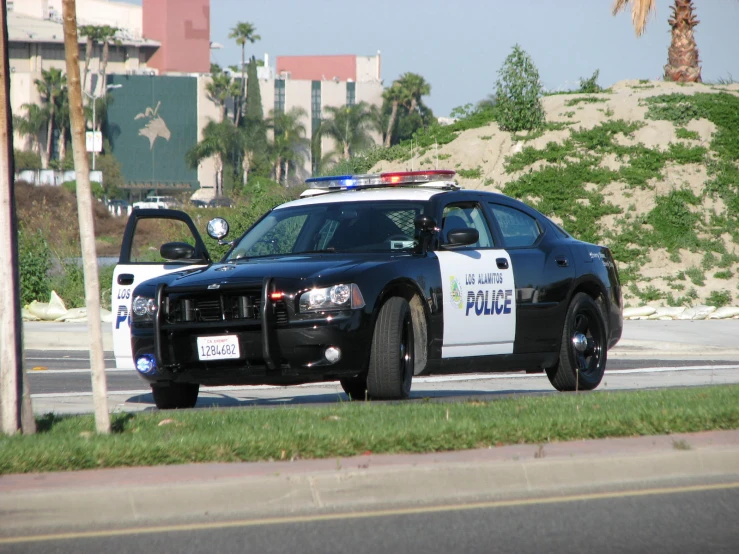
[207,217,230,240]
[160,241,197,261]
[443,228,479,249]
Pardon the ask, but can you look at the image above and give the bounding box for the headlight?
[132,296,158,318]
[298,284,365,313]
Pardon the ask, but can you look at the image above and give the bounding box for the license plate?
[197,335,240,361]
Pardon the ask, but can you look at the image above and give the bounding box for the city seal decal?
[449,276,463,309]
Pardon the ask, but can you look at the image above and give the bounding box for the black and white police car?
[111,170,622,409]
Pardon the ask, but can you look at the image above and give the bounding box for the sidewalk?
[1,430,737,536]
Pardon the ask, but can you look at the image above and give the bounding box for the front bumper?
[131,280,373,386]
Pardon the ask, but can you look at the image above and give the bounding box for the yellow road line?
[2,481,738,545]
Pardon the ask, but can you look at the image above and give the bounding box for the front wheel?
[151,382,199,409]
[546,293,607,392]
[366,297,414,400]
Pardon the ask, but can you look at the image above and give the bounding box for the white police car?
[112,170,622,409]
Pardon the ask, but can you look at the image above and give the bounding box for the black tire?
[366,297,414,400]
[340,375,368,401]
[151,382,199,409]
[546,293,607,392]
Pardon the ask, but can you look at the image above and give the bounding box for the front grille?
[161,288,289,327]
[163,290,262,324]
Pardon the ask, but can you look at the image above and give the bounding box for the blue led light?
[136,354,158,375]
[305,174,353,183]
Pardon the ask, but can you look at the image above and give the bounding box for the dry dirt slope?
[372,80,739,312]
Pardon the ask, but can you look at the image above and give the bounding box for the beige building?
[8,0,385,197]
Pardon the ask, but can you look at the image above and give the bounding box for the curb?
[1,431,737,535]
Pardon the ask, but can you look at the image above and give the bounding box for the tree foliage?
[495,45,545,132]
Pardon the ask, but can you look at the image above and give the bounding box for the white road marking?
[29,364,739,398]
[29,368,133,374]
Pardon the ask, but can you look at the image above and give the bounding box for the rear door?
[112,209,211,368]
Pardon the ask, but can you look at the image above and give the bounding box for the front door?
[112,209,211,368]
[435,202,517,358]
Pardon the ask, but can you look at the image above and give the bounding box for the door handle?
[555,256,569,268]
[496,258,509,270]
[118,273,134,286]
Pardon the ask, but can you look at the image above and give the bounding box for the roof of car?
[277,186,450,209]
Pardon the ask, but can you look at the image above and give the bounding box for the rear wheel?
[546,293,607,392]
[366,297,414,400]
[340,375,368,401]
[151,382,199,409]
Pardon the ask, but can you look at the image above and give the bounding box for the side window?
[130,219,196,263]
[489,203,542,248]
[441,203,494,248]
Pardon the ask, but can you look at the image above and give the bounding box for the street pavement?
[1,319,737,549]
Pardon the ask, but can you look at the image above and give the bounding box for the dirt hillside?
[373,80,739,311]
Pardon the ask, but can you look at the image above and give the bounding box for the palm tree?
[320,102,377,161]
[382,82,409,147]
[267,107,310,184]
[206,65,240,122]
[97,25,120,92]
[35,68,67,167]
[79,25,105,94]
[396,72,431,114]
[228,22,260,127]
[55,86,70,163]
[612,0,702,82]
[13,104,48,165]
[186,120,236,197]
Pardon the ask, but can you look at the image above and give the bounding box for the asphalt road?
[23,349,739,414]
[3,480,737,554]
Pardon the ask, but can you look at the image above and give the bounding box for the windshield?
[226,201,429,260]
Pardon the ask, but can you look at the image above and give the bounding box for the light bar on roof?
[380,170,456,185]
[304,169,456,191]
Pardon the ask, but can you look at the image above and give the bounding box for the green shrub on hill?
[494,45,545,132]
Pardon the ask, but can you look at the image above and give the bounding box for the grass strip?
[1,385,737,474]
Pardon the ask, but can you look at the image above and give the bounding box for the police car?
[112,170,622,409]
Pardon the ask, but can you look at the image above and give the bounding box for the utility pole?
[62,0,110,433]
[0,0,35,435]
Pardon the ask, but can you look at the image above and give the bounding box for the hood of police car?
[159,252,409,289]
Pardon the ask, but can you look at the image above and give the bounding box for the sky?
[123,0,739,117]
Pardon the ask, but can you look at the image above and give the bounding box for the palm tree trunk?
[275,156,283,184]
[61,0,111,434]
[45,105,55,167]
[216,154,224,196]
[58,125,67,162]
[343,142,350,160]
[100,40,110,97]
[83,36,93,94]
[664,0,702,82]
[242,149,250,186]
[410,97,418,114]
[236,44,245,127]
[384,100,398,147]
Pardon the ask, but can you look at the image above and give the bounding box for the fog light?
[324,346,341,363]
[136,354,157,375]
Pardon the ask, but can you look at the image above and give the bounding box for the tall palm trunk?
[242,149,250,186]
[58,124,67,162]
[100,40,110,94]
[83,36,93,94]
[384,100,398,147]
[215,153,224,196]
[45,102,55,167]
[664,0,701,82]
[235,44,245,127]
[61,0,111,434]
